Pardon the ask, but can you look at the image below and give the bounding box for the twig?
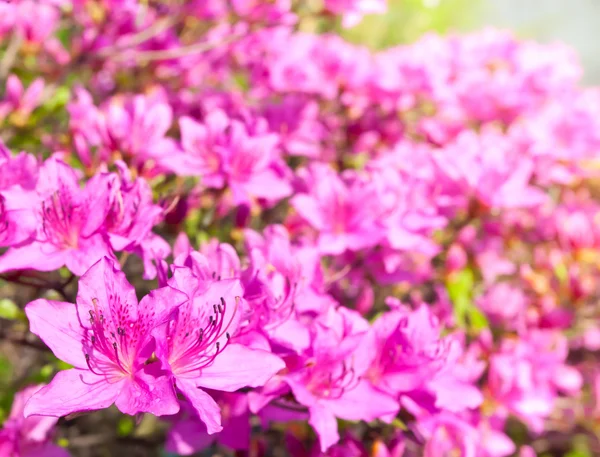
[271,399,309,413]
[111,34,241,63]
[0,33,23,80]
[96,15,181,57]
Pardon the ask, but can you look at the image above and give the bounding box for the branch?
[0,33,23,79]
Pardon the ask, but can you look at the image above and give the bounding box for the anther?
[226,332,230,340]
[117,327,125,336]
[213,304,218,314]
[216,342,220,351]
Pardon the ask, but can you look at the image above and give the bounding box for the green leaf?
[565,435,593,457]
[467,307,489,332]
[0,299,24,320]
[57,438,70,448]
[117,416,135,437]
[446,268,474,328]
[445,268,488,333]
[56,360,74,371]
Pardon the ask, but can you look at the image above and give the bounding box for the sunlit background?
[342,0,600,84]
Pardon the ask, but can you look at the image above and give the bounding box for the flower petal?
[24,369,122,418]
[114,364,179,416]
[0,242,64,273]
[176,379,223,435]
[309,404,339,453]
[327,380,399,423]
[196,344,285,392]
[25,299,87,369]
[76,257,138,325]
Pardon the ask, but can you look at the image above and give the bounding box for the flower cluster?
[0,1,598,456]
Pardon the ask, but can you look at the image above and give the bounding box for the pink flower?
[291,164,384,255]
[434,129,547,211]
[361,306,450,396]
[179,110,292,205]
[0,145,39,247]
[166,393,250,455]
[0,75,45,124]
[23,258,186,418]
[153,268,285,434]
[0,385,70,457]
[0,157,114,275]
[420,413,478,457]
[70,90,182,175]
[280,309,399,451]
[93,162,170,279]
[488,330,583,432]
[324,0,387,28]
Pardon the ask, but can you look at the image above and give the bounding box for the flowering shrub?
[0,1,598,456]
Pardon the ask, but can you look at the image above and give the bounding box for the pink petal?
[23,444,72,457]
[114,365,179,416]
[166,418,213,456]
[176,379,223,434]
[327,380,399,423]
[196,344,285,392]
[139,284,188,328]
[64,234,115,276]
[291,194,325,230]
[309,405,339,452]
[25,299,87,369]
[76,257,139,324]
[0,242,65,273]
[24,369,122,418]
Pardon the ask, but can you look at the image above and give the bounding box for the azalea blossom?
[24,257,186,418]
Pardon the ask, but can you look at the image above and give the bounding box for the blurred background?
[342,0,600,84]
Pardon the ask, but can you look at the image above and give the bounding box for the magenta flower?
[92,162,170,279]
[0,157,114,275]
[291,164,384,255]
[280,310,399,452]
[23,258,185,418]
[0,385,70,457]
[154,269,285,434]
[0,146,39,247]
[361,306,450,396]
[434,129,547,211]
[70,90,183,175]
[166,393,250,455]
[324,0,387,28]
[488,330,582,432]
[0,75,45,125]
[179,110,292,205]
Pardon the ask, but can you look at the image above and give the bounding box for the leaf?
[0,299,24,320]
[446,268,474,328]
[446,268,488,333]
[117,416,135,437]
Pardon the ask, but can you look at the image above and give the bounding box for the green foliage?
[0,298,24,321]
[446,268,489,332]
[117,416,136,437]
[565,435,593,457]
[0,356,14,424]
[341,0,482,48]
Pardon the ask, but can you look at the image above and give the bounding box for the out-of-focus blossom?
[0,385,70,457]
